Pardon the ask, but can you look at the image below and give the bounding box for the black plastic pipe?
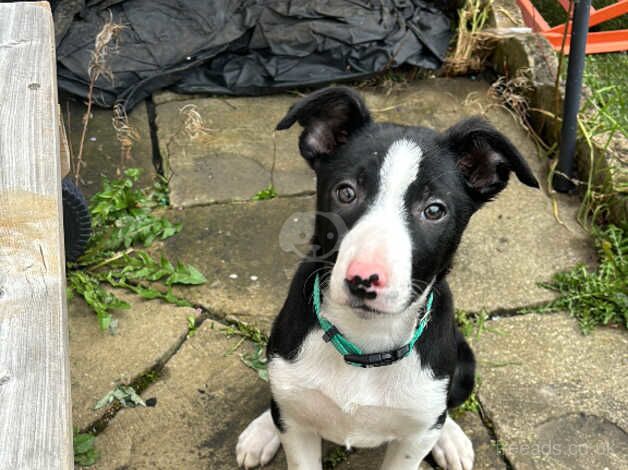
[552,0,592,193]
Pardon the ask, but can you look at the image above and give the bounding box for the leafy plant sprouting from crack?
[66,168,206,331]
[532,224,627,334]
[222,320,270,382]
[94,384,146,410]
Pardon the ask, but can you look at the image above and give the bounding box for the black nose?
[345,275,378,299]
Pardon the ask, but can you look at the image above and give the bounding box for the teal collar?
[312,274,434,368]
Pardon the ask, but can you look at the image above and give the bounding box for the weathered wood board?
[0,2,73,468]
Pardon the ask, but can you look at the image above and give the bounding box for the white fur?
[329,139,423,314]
[236,409,281,469]
[268,306,448,448]
[432,417,475,470]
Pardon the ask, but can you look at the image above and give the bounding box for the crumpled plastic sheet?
[55,0,456,110]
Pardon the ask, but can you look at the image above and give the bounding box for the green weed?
[252,184,278,201]
[94,384,146,410]
[222,319,269,346]
[533,224,627,334]
[132,369,162,393]
[456,389,481,414]
[187,315,197,337]
[583,54,627,137]
[73,431,99,467]
[240,344,269,382]
[455,309,490,339]
[67,169,206,330]
[222,319,270,380]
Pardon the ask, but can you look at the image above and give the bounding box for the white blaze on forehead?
[327,138,424,315]
[376,138,423,210]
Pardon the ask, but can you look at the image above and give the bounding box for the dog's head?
[278,87,539,316]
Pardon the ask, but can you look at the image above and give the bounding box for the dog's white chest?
[269,331,448,448]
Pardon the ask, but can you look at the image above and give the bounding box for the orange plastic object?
[515,0,628,54]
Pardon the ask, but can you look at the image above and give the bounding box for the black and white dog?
[236,87,538,469]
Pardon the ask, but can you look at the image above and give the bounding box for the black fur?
[431,410,448,430]
[270,398,284,433]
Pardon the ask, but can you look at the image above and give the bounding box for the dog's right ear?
[276,87,371,169]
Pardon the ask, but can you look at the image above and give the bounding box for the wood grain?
[0,2,73,468]
[59,109,71,178]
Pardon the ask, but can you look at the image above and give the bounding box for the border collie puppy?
[236,87,538,470]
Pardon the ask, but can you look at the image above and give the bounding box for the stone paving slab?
[472,313,628,469]
[60,94,156,198]
[448,182,591,313]
[69,290,200,430]
[95,319,286,470]
[154,94,316,208]
[162,197,313,331]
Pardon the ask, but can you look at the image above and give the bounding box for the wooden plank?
[0,2,73,469]
[59,110,71,178]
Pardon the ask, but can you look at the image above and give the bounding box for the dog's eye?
[423,203,446,221]
[336,184,357,204]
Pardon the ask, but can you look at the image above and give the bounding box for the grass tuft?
[222,319,270,380]
[445,0,495,75]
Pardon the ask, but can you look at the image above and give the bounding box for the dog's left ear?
[443,117,539,200]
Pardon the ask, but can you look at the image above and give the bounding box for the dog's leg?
[380,429,441,470]
[236,409,281,468]
[430,416,474,470]
[280,419,322,470]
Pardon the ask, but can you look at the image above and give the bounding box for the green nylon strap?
[312,273,434,365]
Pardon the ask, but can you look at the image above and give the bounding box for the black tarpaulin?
[55,0,456,110]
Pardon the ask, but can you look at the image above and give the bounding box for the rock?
[472,313,628,469]
[60,94,156,198]
[154,78,533,208]
[69,290,199,430]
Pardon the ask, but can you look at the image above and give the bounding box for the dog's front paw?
[431,417,474,470]
[236,409,281,468]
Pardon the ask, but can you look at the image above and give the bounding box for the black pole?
[552,0,592,193]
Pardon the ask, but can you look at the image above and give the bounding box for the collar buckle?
[344,343,411,368]
[322,325,340,343]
